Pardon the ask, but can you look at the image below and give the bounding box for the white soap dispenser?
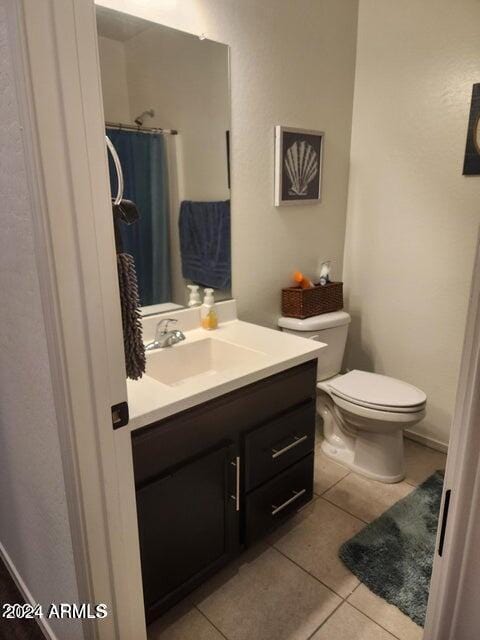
[318,260,331,286]
[200,288,218,330]
[187,284,201,307]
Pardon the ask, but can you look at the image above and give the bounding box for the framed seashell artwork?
[463,83,480,175]
[274,126,324,206]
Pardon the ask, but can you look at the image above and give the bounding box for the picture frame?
[274,126,324,206]
[463,83,480,176]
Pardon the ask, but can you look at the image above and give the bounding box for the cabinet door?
[136,440,239,622]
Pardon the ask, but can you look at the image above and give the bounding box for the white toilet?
[278,311,426,483]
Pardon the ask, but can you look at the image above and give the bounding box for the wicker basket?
[281,282,343,319]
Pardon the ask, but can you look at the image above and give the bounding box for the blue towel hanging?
[179,200,231,290]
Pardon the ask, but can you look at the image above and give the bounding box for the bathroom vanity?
[124,304,324,624]
[133,360,316,621]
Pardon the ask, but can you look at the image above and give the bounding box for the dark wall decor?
[463,83,480,175]
[274,126,324,206]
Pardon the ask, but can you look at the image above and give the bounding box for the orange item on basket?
[293,271,314,289]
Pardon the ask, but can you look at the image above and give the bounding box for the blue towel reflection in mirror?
[179,200,231,290]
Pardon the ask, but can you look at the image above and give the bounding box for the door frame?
[7,0,143,638]
[8,0,480,638]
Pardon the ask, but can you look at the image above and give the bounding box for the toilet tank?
[278,311,351,381]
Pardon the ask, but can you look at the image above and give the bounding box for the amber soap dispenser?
[200,288,218,330]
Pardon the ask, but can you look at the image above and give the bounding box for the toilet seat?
[332,394,426,424]
[326,370,426,414]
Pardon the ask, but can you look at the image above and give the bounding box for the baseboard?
[404,430,449,454]
[0,540,58,640]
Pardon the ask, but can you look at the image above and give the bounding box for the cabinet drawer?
[244,453,314,545]
[244,401,315,491]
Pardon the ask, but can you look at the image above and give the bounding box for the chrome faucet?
[145,318,186,350]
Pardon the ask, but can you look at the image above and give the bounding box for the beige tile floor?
[148,438,447,640]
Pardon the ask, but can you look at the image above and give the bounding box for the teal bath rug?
[339,471,444,627]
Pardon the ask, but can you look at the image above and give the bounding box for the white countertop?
[127,319,325,431]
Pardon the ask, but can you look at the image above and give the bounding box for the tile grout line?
[195,562,358,640]
[265,472,370,602]
[404,479,419,488]
[195,557,406,640]
[303,598,345,640]
[348,581,362,596]
[318,493,370,525]
[313,469,351,498]
[346,599,405,640]
[315,464,419,524]
[271,543,359,602]
[320,473,421,525]
[194,605,230,640]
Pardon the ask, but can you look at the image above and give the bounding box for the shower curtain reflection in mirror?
[107,129,172,307]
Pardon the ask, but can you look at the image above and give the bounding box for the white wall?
[95,0,359,327]
[344,0,480,447]
[98,35,131,122]
[0,4,82,639]
[125,25,230,202]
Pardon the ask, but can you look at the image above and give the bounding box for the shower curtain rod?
[106,121,178,135]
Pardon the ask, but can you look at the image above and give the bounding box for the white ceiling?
[95,6,151,42]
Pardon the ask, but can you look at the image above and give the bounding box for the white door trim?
[9,0,143,638]
[424,229,480,639]
[5,2,95,637]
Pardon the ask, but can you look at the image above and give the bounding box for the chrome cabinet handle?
[229,456,240,512]
[272,435,308,459]
[271,489,306,516]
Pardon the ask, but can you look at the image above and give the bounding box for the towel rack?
[106,134,124,205]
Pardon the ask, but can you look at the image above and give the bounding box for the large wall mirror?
[96,7,231,315]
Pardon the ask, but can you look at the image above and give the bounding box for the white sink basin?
[145,337,267,386]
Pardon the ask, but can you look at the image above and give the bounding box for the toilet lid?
[328,370,426,410]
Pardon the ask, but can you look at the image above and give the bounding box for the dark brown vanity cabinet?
[136,440,240,621]
[132,359,317,623]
